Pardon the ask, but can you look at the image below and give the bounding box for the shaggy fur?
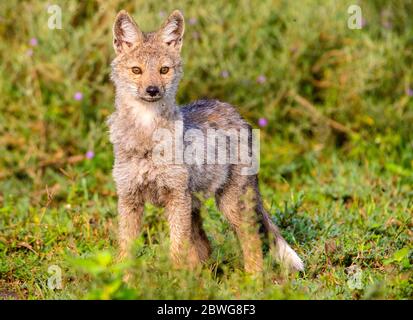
[108,10,304,274]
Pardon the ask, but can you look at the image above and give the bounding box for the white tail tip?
[276,239,304,272]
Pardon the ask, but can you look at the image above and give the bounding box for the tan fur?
[108,10,304,277]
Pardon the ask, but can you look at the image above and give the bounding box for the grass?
[0,0,412,299]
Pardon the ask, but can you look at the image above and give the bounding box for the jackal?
[108,10,304,274]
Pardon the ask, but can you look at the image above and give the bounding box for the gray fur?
[109,10,304,275]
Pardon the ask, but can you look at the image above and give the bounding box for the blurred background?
[0,0,412,299]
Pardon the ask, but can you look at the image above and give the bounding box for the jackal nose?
[146,86,160,97]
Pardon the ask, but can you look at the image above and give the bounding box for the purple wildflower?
[258,118,268,127]
[381,9,392,29]
[85,150,95,159]
[256,75,266,84]
[188,17,197,25]
[290,46,299,53]
[74,92,83,101]
[406,88,413,97]
[383,21,392,29]
[192,31,200,40]
[361,18,367,28]
[26,49,33,57]
[221,70,229,78]
[30,37,38,46]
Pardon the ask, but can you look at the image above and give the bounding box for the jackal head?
[111,10,184,104]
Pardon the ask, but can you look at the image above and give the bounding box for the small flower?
[188,17,197,25]
[85,150,95,159]
[258,118,268,127]
[74,92,83,101]
[256,75,266,84]
[29,37,38,46]
[381,9,392,29]
[289,45,299,53]
[383,21,392,29]
[158,11,166,18]
[192,31,200,40]
[406,87,413,97]
[220,70,229,78]
[361,18,367,28]
[26,49,33,57]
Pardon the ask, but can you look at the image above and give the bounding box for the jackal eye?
[131,66,142,75]
[160,66,169,75]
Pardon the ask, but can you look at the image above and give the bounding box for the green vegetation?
[0,0,412,299]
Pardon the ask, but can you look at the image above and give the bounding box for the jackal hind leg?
[215,173,263,274]
[191,196,212,262]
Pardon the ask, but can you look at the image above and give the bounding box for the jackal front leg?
[118,197,144,262]
[166,191,201,269]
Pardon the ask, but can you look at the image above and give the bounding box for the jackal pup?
[108,10,304,273]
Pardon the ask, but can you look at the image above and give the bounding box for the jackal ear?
[158,10,185,52]
[113,10,143,54]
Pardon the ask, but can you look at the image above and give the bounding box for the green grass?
[0,0,412,299]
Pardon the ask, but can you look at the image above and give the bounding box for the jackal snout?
[146,85,160,97]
